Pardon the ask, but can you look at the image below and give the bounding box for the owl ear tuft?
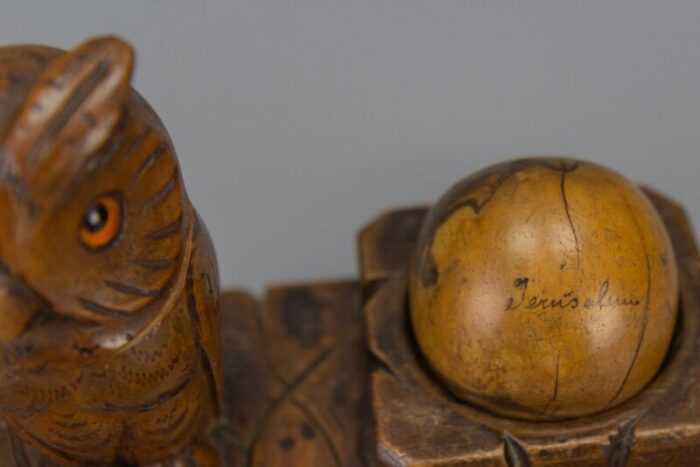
[1,36,134,180]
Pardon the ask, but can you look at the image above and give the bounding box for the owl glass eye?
[79,195,122,249]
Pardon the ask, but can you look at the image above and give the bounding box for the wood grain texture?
[359,187,700,466]
[219,283,374,467]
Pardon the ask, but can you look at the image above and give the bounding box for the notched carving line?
[122,127,151,163]
[82,126,126,173]
[146,212,183,240]
[604,413,643,467]
[9,430,31,467]
[21,430,90,464]
[369,351,402,383]
[101,371,194,413]
[76,296,136,320]
[142,404,191,436]
[0,156,37,215]
[244,348,334,467]
[24,61,111,166]
[185,265,221,413]
[503,432,531,467]
[132,142,168,184]
[362,278,387,302]
[129,256,176,270]
[142,168,179,212]
[377,442,409,467]
[290,397,342,467]
[105,279,161,298]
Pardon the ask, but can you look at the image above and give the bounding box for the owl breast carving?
[0,37,222,465]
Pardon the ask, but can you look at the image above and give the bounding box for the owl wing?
[187,211,224,412]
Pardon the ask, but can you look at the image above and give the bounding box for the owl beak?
[0,261,42,342]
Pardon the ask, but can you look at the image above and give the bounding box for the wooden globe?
[409,158,679,420]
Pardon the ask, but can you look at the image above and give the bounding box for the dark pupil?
[84,203,108,232]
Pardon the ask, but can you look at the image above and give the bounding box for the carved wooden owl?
[0,36,222,465]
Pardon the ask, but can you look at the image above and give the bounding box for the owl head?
[0,37,193,352]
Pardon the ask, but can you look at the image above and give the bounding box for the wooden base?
[2,189,698,466]
[358,189,700,466]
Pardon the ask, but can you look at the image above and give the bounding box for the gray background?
[1,1,698,292]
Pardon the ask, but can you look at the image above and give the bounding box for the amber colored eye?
[79,195,122,249]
